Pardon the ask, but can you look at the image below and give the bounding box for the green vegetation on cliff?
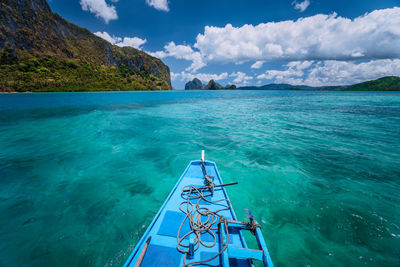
[0,50,169,92]
[0,0,171,92]
[343,76,400,91]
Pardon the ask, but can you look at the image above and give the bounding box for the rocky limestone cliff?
[185,78,203,90]
[203,79,223,90]
[0,0,171,91]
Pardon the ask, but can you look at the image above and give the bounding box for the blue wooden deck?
[124,160,267,266]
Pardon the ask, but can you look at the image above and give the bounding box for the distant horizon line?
[179,75,400,89]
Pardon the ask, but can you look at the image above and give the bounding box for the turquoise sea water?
[0,90,399,267]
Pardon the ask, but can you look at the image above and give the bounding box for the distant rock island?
[185,78,236,90]
[204,80,223,90]
[185,78,203,90]
[0,0,171,92]
[336,76,400,91]
[225,84,237,89]
[238,76,400,91]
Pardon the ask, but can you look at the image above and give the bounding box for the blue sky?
[48,0,400,89]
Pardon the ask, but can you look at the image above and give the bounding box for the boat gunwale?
[124,160,201,266]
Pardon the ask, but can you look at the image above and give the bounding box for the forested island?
[335,76,400,91]
[241,76,400,91]
[0,0,171,92]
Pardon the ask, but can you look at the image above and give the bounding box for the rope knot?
[249,220,262,235]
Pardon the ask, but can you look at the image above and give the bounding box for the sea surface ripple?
[0,90,399,266]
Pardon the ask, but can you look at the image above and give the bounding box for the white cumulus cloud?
[115,37,147,49]
[230,72,253,85]
[146,0,169,11]
[194,7,400,65]
[80,0,118,23]
[148,42,206,72]
[94,31,117,43]
[257,59,400,86]
[292,0,310,12]
[251,61,264,69]
[94,31,147,49]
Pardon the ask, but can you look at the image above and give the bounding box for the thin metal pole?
[182,182,238,193]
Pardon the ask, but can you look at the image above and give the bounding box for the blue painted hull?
[124,160,269,266]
